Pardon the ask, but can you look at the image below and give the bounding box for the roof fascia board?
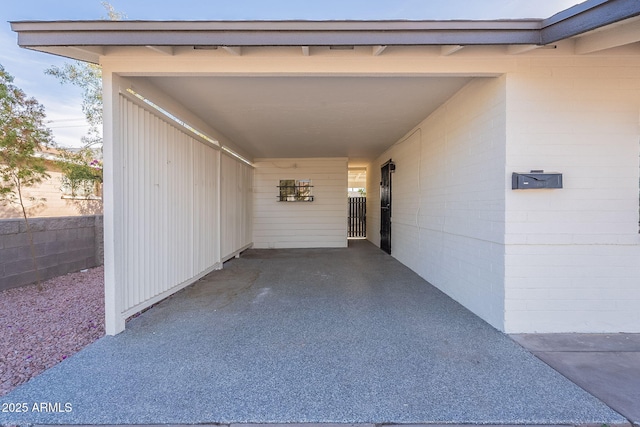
[11,20,543,48]
[541,0,640,44]
[10,20,541,32]
[14,29,542,47]
[574,15,640,54]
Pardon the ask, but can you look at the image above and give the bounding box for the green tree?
[0,65,54,290]
[58,148,103,199]
[45,2,122,193]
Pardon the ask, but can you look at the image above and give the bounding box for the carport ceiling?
[136,76,473,161]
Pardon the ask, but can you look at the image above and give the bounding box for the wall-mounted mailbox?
[512,171,563,189]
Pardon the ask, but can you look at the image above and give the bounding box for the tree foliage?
[0,64,54,290]
[58,148,103,198]
[44,2,125,149]
[0,65,53,208]
[45,63,102,148]
[101,0,127,21]
[43,62,104,194]
[44,2,122,195]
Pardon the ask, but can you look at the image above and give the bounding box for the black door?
[380,160,393,254]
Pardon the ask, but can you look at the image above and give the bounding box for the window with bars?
[278,179,313,202]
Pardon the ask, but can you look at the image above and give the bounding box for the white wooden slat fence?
[106,93,253,333]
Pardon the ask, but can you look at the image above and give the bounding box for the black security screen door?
[380,160,393,254]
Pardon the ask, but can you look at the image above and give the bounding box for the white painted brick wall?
[505,56,640,333]
[368,77,508,330]
[253,158,348,248]
[367,56,640,334]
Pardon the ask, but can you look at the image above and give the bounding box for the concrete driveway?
[512,333,640,425]
[0,240,626,425]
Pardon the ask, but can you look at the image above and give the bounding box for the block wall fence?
[0,215,104,291]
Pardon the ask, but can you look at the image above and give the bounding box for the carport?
[10,0,640,337]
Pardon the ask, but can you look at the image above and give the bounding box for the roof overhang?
[10,0,640,64]
[542,0,640,43]
[9,0,640,65]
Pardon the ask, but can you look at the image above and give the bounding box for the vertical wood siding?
[118,95,220,316]
[220,153,253,260]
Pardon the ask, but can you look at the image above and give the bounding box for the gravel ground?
[0,267,104,397]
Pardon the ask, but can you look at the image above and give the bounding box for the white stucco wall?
[504,56,640,333]
[253,158,348,248]
[368,77,508,330]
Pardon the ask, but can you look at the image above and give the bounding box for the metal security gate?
[348,197,366,238]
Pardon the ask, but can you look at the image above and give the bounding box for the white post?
[103,69,125,335]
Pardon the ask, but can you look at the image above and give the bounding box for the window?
[278,179,313,202]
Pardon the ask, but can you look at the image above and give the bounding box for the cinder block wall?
[0,215,104,291]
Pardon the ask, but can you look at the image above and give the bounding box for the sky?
[1,0,583,148]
